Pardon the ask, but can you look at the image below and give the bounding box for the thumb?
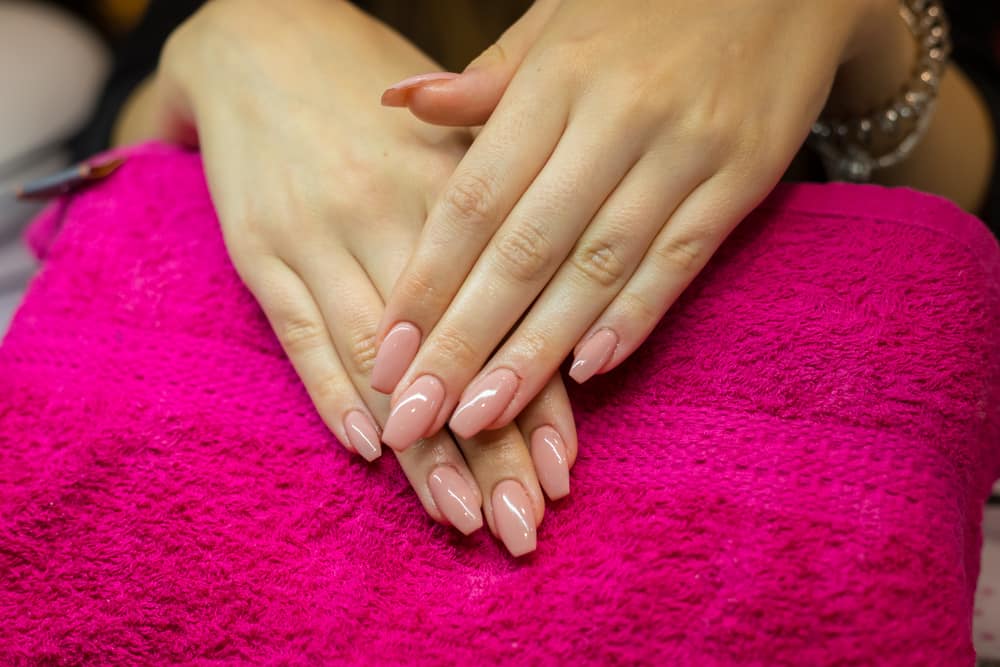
[381,0,559,127]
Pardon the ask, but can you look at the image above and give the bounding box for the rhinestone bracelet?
[809,0,951,182]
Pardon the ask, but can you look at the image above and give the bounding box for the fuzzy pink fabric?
[2,142,999,665]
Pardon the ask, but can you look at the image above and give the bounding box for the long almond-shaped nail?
[381,72,459,106]
[371,322,421,393]
[344,411,381,462]
[449,368,519,438]
[492,480,537,557]
[382,375,445,451]
[569,329,618,384]
[428,466,483,535]
[530,426,570,500]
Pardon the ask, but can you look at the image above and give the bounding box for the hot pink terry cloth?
[1,143,999,666]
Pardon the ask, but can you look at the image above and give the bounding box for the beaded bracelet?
[809,0,951,182]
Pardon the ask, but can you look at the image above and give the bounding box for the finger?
[295,243,486,535]
[454,422,546,557]
[446,153,710,436]
[573,172,763,379]
[395,431,486,536]
[362,224,562,551]
[239,254,384,462]
[381,0,560,126]
[382,122,643,449]
[515,373,578,501]
[372,78,569,395]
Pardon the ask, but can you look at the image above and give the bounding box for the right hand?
[145,0,578,555]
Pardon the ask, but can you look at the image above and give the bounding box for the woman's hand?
[372,0,890,448]
[143,0,578,555]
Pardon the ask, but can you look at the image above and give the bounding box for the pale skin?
[373,0,995,449]
[116,0,994,555]
[117,0,580,556]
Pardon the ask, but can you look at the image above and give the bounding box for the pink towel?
[2,142,999,665]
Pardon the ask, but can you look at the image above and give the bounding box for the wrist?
[829,0,916,117]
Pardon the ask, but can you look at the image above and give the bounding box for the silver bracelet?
[809,0,951,183]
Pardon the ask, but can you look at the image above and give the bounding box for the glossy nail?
[371,322,421,393]
[428,466,483,535]
[449,368,519,438]
[569,329,618,384]
[381,375,445,451]
[492,480,537,557]
[530,426,570,500]
[344,411,382,462]
[381,72,459,106]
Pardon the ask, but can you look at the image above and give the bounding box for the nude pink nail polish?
[569,329,618,384]
[371,322,421,393]
[449,368,519,438]
[428,466,483,535]
[381,375,445,451]
[530,426,570,500]
[344,411,382,462]
[380,72,459,106]
[492,480,537,557]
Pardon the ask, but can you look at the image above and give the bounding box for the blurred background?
[0,1,143,330]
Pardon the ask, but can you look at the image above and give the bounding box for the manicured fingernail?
[381,72,460,106]
[371,322,421,393]
[344,411,381,462]
[449,368,519,438]
[492,480,536,557]
[428,466,483,535]
[569,329,618,384]
[530,426,570,500]
[382,375,445,451]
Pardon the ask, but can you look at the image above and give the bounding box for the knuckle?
[512,327,550,360]
[617,290,661,325]
[491,222,554,283]
[571,235,630,288]
[430,326,479,368]
[652,233,707,274]
[397,270,444,311]
[346,329,379,376]
[442,171,500,229]
[276,314,328,356]
[311,372,348,405]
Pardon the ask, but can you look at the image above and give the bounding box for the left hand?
[372,0,890,448]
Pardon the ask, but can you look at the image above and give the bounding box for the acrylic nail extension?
[371,322,421,393]
[569,329,618,384]
[530,426,570,500]
[381,375,445,451]
[380,72,459,106]
[344,411,382,462]
[428,466,483,535]
[449,368,519,438]
[492,479,537,557]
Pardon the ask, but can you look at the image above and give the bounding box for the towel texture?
[2,143,999,666]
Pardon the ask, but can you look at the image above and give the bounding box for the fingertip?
[344,410,382,462]
[428,465,484,535]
